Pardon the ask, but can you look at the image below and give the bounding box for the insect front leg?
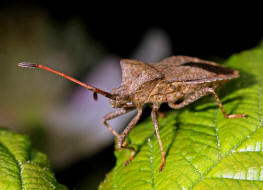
[117,107,143,165]
[206,88,247,118]
[151,104,166,171]
[102,108,134,142]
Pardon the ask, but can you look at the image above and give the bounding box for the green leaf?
[99,46,263,190]
[0,128,67,190]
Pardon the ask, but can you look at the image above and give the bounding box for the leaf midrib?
[149,138,155,190]
[0,140,24,190]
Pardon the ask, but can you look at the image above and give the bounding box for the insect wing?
[151,56,239,83]
[120,59,163,93]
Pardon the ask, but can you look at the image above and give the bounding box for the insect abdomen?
[146,79,229,104]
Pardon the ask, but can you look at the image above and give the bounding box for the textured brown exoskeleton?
[18,56,247,171]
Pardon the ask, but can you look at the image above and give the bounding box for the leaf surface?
[100,46,263,190]
[0,128,67,190]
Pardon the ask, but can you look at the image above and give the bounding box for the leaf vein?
[179,154,202,175]
[214,109,221,157]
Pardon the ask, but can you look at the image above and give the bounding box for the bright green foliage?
[100,46,263,190]
[0,128,67,190]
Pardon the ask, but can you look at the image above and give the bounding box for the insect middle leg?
[151,104,166,171]
[117,107,143,165]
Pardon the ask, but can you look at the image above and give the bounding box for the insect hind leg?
[168,89,209,109]
[206,88,247,118]
[168,87,247,118]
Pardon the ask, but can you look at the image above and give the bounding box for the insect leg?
[206,88,247,119]
[102,108,134,139]
[168,88,247,118]
[168,92,204,109]
[168,100,191,109]
[151,104,166,171]
[117,107,143,165]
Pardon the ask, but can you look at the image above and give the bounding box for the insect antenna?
[18,62,115,100]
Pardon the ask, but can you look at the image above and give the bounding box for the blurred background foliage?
[0,2,262,189]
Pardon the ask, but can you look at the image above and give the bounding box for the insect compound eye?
[110,99,121,108]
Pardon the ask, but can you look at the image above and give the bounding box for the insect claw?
[226,113,248,119]
[123,151,135,166]
[159,162,165,172]
[116,144,136,165]
[122,140,127,147]
[124,160,131,166]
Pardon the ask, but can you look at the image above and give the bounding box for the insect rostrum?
[18,56,247,171]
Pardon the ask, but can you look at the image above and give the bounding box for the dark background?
[2,2,261,59]
[1,2,262,189]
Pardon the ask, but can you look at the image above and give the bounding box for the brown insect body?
[110,56,238,107]
[18,56,246,172]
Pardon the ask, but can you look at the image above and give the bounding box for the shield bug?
[18,56,247,171]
